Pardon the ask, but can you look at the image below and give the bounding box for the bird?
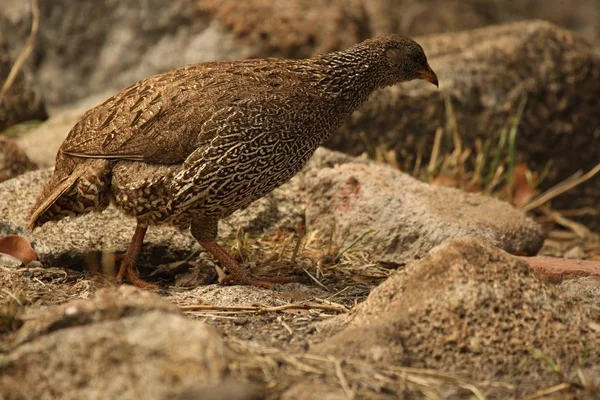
[28,35,438,290]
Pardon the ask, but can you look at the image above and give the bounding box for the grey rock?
[0,287,230,400]
[0,168,198,271]
[303,154,544,263]
[194,0,600,58]
[1,0,259,107]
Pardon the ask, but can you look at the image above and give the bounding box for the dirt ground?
[2,224,599,399]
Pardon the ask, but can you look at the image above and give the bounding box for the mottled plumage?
[29,35,438,289]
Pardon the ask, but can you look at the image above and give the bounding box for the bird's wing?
[60,62,300,164]
[166,90,318,212]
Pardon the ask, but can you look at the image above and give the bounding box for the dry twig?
[0,0,40,105]
[180,301,347,314]
[522,163,600,212]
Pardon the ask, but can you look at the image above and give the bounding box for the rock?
[0,148,542,276]
[15,92,111,167]
[0,168,198,272]
[0,136,37,182]
[193,0,369,58]
[522,256,600,282]
[0,36,47,131]
[303,158,544,263]
[330,21,600,200]
[10,286,180,347]
[0,287,230,400]
[195,0,600,56]
[0,0,259,107]
[558,276,600,308]
[313,238,600,383]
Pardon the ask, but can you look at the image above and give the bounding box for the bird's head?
[371,35,438,88]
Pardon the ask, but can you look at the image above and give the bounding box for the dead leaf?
[512,163,538,208]
[0,235,39,265]
[520,256,600,282]
[430,174,459,188]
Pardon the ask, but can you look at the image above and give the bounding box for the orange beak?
[420,64,439,87]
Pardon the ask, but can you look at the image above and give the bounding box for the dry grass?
[227,338,531,400]
[372,93,600,260]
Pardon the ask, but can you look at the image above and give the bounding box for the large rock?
[304,160,544,263]
[0,136,37,182]
[0,148,542,274]
[15,92,110,167]
[0,0,259,107]
[0,36,47,130]
[0,287,231,400]
[313,238,600,386]
[330,21,600,199]
[194,0,600,56]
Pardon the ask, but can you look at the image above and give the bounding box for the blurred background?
[1,0,599,228]
[1,0,598,109]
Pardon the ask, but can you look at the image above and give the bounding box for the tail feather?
[28,170,84,231]
[28,158,112,231]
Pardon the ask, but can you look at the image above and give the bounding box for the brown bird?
[28,35,438,289]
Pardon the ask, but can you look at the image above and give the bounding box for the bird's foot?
[197,239,296,289]
[221,272,296,289]
[116,258,159,290]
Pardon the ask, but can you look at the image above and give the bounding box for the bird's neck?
[314,47,389,113]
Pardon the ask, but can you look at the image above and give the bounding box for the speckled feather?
[29,35,435,240]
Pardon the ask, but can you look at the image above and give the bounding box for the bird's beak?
[419,64,439,88]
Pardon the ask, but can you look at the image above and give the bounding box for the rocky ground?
[1,1,600,399]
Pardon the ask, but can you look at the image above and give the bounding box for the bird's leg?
[192,218,296,289]
[116,222,158,290]
[197,240,296,288]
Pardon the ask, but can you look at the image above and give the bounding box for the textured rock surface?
[313,238,600,384]
[304,160,544,263]
[0,149,542,272]
[0,136,37,182]
[331,21,600,195]
[0,168,198,269]
[0,287,230,400]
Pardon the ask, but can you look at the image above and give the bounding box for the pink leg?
[197,240,296,289]
[116,223,158,290]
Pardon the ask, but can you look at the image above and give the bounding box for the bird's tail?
[28,159,111,231]
[28,169,84,231]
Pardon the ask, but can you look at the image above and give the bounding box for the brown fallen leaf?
[511,163,538,208]
[519,256,600,283]
[0,235,39,265]
[430,174,459,188]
